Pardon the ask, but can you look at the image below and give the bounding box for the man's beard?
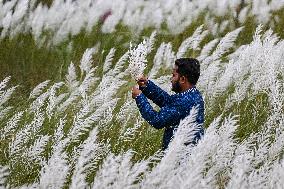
[172,81,182,93]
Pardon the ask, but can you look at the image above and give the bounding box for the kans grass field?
[1,0,284,188]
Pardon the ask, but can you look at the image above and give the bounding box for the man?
[132,58,204,150]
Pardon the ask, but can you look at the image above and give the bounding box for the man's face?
[171,66,182,93]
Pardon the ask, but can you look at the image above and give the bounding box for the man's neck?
[180,83,194,93]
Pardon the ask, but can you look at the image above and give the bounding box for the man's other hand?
[132,85,142,99]
[137,76,148,87]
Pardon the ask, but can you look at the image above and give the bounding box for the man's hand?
[137,76,148,87]
[132,85,142,99]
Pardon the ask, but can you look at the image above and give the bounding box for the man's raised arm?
[134,94,180,129]
[137,76,170,108]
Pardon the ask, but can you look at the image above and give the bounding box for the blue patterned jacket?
[135,80,204,150]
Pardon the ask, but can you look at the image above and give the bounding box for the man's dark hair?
[175,58,200,85]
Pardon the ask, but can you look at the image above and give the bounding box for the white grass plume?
[29,84,56,113]
[0,0,17,23]
[46,82,65,119]
[68,98,118,142]
[59,57,99,113]
[128,40,148,80]
[92,150,149,189]
[176,25,208,58]
[103,48,116,74]
[25,135,50,163]
[53,117,66,146]
[247,162,270,189]
[226,140,254,189]
[148,42,166,79]
[163,42,175,69]
[0,85,17,107]
[80,47,97,74]
[1,111,24,140]
[268,123,284,161]
[210,27,243,61]
[269,159,284,188]
[116,92,137,124]
[66,62,79,92]
[108,51,129,77]
[78,67,98,96]
[0,76,11,92]
[198,38,219,62]
[120,116,144,142]
[0,107,12,120]
[39,140,69,189]
[30,82,64,115]
[91,72,126,105]
[29,80,50,99]
[70,128,108,189]
[238,6,250,24]
[146,31,157,53]
[128,31,156,80]
[203,115,239,186]
[57,93,78,113]
[0,165,9,189]
[9,110,44,157]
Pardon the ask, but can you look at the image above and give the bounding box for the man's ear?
[180,76,186,83]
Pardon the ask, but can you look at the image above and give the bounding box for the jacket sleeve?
[139,80,171,108]
[135,93,181,129]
